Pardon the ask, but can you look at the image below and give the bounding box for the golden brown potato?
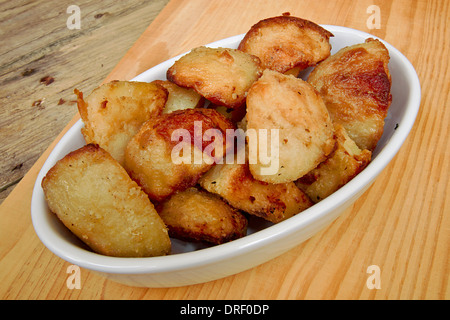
[151,80,205,113]
[246,69,335,183]
[76,80,167,165]
[238,14,333,74]
[157,187,248,244]
[124,108,235,202]
[207,103,247,124]
[198,151,313,223]
[167,46,263,109]
[307,38,392,151]
[296,124,372,202]
[41,144,171,257]
[237,113,248,131]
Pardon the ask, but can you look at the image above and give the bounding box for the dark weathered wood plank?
[0,0,170,203]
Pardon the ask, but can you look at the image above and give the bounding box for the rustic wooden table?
[0,0,448,299]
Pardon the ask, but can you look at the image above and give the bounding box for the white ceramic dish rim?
[31,25,421,276]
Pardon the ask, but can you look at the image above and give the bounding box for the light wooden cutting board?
[0,0,448,299]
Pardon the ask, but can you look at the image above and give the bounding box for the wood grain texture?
[0,0,448,300]
[0,0,170,203]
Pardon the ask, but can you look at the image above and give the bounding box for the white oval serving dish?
[31,25,421,288]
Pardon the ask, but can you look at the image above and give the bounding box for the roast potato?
[41,15,385,258]
[238,13,333,75]
[296,124,372,202]
[167,46,263,109]
[124,108,235,202]
[199,150,313,223]
[157,187,248,244]
[75,80,167,165]
[246,69,335,183]
[41,144,171,257]
[307,38,392,151]
[207,103,247,124]
[151,80,205,113]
